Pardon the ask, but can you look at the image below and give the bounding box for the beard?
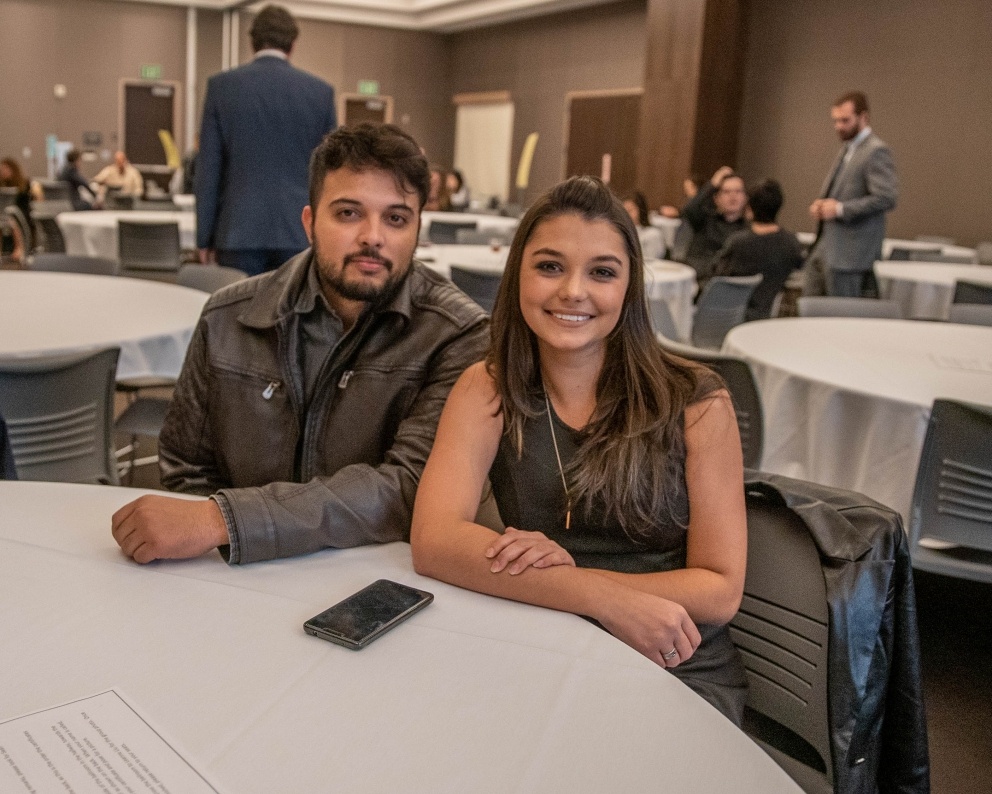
[315,241,409,306]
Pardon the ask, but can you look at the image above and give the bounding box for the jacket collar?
[237,248,416,330]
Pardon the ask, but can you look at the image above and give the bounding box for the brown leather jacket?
[159,251,489,563]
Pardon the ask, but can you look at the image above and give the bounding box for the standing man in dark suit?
[196,4,336,276]
[805,91,898,297]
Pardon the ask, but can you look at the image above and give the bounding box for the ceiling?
[120,0,622,33]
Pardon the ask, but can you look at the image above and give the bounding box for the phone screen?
[304,580,433,649]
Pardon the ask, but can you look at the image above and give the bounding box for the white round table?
[0,271,207,380]
[794,232,975,263]
[648,213,683,251]
[171,193,195,210]
[723,318,992,525]
[875,261,992,320]
[417,248,697,340]
[0,481,799,794]
[422,210,519,238]
[58,210,197,261]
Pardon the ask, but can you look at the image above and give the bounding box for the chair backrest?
[29,253,118,276]
[177,263,248,293]
[118,220,181,274]
[0,414,17,479]
[888,246,941,261]
[449,266,501,314]
[909,399,992,582]
[648,297,680,341]
[428,220,477,244]
[976,242,992,266]
[732,495,832,791]
[39,180,71,201]
[668,220,693,262]
[656,337,764,469]
[948,303,992,327]
[455,227,514,246]
[797,296,903,319]
[0,347,120,485]
[37,216,67,253]
[0,186,17,210]
[952,280,992,305]
[3,205,31,251]
[134,199,180,212]
[691,274,762,350]
[106,193,135,210]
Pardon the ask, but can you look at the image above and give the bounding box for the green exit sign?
[358,80,379,96]
[141,64,162,80]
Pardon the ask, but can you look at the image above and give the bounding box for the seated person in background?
[1,156,41,248]
[94,150,144,201]
[680,166,748,280]
[411,176,748,724]
[57,149,99,210]
[659,174,703,218]
[713,179,803,322]
[0,210,25,264]
[622,190,665,260]
[424,164,450,211]
[112,123,489,565]
[446,169,470,211]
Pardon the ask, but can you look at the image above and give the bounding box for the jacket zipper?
[262,380,280,400]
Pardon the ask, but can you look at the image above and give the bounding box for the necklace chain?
[544,391,572,530]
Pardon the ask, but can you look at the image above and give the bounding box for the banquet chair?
[668,220,694,262]
[952,280,992,305]
[648,297,680,341]
[177,263,248,293]
[114,393,171,484]
[38,180,71,202]
[909,399,992,583]
[976,242,992,266]
[0,186,17,210]
[796,296,903,319]
[691,274,762,350]
[656,336,764,469]
[455,228,514,246]
[948,303,992,327]
[888,247,941,261]
[428,220,477,244]
[36,216,67,253]
[0,347,120,485]
[449,266,501,314]
[105,193,135,210]
[4,205,32,252]
[29,253,117,276]
[1,415,17,479]
[118,220,181,280]
[135,198,181,212]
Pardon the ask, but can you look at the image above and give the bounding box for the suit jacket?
[812,132,898,273]
[195,54,336,252]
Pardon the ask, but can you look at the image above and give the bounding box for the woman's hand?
[595,586,702,669]
[485,527,576,575]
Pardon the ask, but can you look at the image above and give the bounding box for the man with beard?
[112,124,489,565]
[804,91,898,297]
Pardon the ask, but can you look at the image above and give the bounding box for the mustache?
[344,246,392,270]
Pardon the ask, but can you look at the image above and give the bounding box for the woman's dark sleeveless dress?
[489,403,748,725]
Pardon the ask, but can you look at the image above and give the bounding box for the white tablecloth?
[171,193,195,210]
[0,271,206,379]
[723,318,992,524]
[0,481,798,794]
[795,232,976,262]
[648,213,682,251]
[875,261,992,320]
[58,210,197,261]
[417,248,697,340]
[422,210,519,236]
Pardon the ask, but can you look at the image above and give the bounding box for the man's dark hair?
[249,5,299,53]
[308,124,431,210]
[66,149,81,164]
[833,90,869,115]
[747,179,784,224]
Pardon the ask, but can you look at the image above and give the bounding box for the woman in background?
[0,157,40,249]
[622,190,665,260]
[412,176,748,724]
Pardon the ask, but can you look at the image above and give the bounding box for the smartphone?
[303,579,434,650]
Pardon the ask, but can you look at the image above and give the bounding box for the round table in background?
[0,481,799,794]
[57,210,197,261]
[794,232,976,263]
[0,270,207,379]
[723,317,992,524]
[874,261,992,320]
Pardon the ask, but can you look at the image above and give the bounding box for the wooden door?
[564,91,641,196]
[341,95,393,127]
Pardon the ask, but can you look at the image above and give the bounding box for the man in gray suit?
[196,5,336,277]
[805,91,898,297]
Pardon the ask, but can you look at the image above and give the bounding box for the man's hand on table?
[112,495,229,563]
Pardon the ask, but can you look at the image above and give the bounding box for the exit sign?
[358,80,379,96]
[141,64,162,80]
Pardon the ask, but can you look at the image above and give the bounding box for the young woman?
[411,176,748,723]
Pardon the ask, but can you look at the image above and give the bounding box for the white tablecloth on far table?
[417,249,697,340]
[0,481,799,794]
[421,210,519,237]
[648,213,683,251]
[172,193,195,210]
[0,271,206,379]
[795,232,976,262]
[875,261,992,320]
[58,210,197,261]
[723,318,992,524]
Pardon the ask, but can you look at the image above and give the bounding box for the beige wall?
[449,0,647,206]
[737,0,992,247]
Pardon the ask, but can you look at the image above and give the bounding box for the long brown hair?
[0,158,28,192]
[487,176,720,538]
